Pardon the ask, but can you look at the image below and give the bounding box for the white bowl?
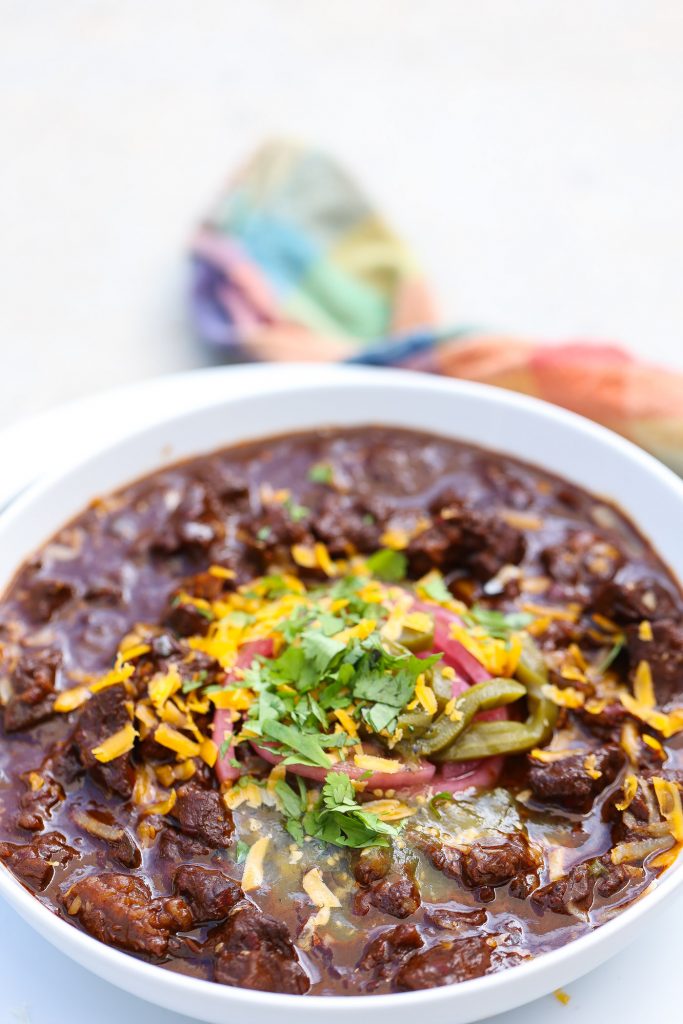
[1,364,682,1024]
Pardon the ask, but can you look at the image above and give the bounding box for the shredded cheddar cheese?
[153,723,201,760]
[199,738,218,767]
[360,798,416,821]
[542,684,585,709]
[583,753,602,780]
[380,528,410,551]
[633,660,655,709]
[652,777,683,842]
[615,774,639,811]
[333,707,359,738]
[302,867,341,909]
[53,685,91,713]
[638,620,653,642]
[241,836,270,891]
[89,660,135,694]
[141,788,177,817]
[91,723,138,763]
[353,753,401,774]
[208,565,236,580]
[414,674,438,715]
[149,665,182,710]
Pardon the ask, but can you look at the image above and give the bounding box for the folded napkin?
[190,140,683,475]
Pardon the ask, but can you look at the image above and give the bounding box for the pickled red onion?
[213,638,274,783]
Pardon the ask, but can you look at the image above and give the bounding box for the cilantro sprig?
[278,771,402,849]
[366,548,407,582]
[463,605,533,639]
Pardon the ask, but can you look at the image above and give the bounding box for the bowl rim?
[1,362,683,1016]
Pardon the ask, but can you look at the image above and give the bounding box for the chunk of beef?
[15,742,83,832]
[605,771,683,842]
[20,577,75,624]
[4,649,60,732]
[532,854,630,916]
[211,904,309,994]
[355,864,421,919]
[72,685,135,798]
[541,531,622,589]
[416,832,538,892]
[626,619,683,705]
[461,833,539,888]
[246,504,313,568]
[63,872,192,957]
[173,865,242,925]
[45,742,84,786]
[313,494,383,558]
[0,832,76,891]
[527,745,625,813]
[591,577,679,625]
[424,906,488,932]
[533,861,590,915]
[150,480,225,558]
[173,782,234,848]
[357,923,424,981]
[576,701,630,741]
[408,500,524,582]
[415,835,464,880]
[156,827,210,863]
[72,806,141,868]
[352,845,393,886]
[164,599,212,638]
[149,632,183,661]
[175,570,235,603]
[16,771,64,832]
[394,936,492,990]
[83,579,122,606]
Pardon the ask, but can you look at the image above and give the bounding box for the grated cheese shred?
[241,836,270,891]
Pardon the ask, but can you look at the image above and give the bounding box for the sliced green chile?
[435,638,558,761]
[398,677,526,757]
[436,638,557,761]
[394,708,434,739]
[432,672,455,709]
[397,621,435,653]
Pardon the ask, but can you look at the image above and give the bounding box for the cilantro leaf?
[366,548,407,582]
[284,498,310,522]
[362,702,399,733]
[274,778,306,818]
[286,818,305,844]
[262,719,331,768]
[218,739,233,758]
[464,605,533,640]
[235,839,250,864]
[308,462,334,485]
[429,791,456,819]
[317,613,346,636]
[300,629,346,672]
[322,771,356,808]
[353,670,415,709]
[301,772,402,848]
[420,572,452,603]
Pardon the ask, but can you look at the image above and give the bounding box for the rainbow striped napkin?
[190,140,683,475]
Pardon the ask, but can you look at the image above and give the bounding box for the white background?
[0,3,682,1022]
[0,0,682,433]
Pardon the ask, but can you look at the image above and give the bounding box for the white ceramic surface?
[1,363,682,1024]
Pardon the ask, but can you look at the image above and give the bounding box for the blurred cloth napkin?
[190,140,683,475]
